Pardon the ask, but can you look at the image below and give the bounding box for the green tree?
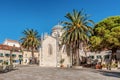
[90,16,120,68]
[20,29,40,64]
[62,9,94,66]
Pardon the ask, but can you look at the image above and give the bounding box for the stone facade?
[40,36,57,67]
[39,25,70,67]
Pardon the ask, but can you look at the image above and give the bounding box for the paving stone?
[0,66,120,80]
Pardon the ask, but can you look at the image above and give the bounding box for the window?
[104,55,109,59]
[12,54,16,57]
[5,54,10,57]
[13,60,17,63]
[0,53,3,57]
[97,55,102,59]
[0,60,3,63]
[19,55,23,58]
[48,44,53,55]
[89,56,94,59]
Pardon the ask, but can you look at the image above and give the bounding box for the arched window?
[48,44,53,55]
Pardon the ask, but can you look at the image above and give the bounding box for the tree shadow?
[99,70,120,78]
[91,69,120,78]
[0,68,19,74]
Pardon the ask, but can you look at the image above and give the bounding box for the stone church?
[39,24,120,68]
[39,25,71,67]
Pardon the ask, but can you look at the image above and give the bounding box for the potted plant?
[96,62,102,69]
[111,63,118,70]
[60,59,65,68]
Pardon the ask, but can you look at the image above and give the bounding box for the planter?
[60,64,64,68]
[96,64,102,69]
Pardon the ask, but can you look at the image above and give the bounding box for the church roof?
[52,25,63,30]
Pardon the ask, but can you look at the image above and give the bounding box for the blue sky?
[0,0,120,43]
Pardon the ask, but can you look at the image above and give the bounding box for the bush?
[111,63,118,68]
[60,59,64,64]
[102,64,107,68]
[3,61,9,65]
[102,63,118,68]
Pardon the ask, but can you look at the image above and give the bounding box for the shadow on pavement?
[98,70,120,78]
[90,69,120,78]
[0,68,19,74]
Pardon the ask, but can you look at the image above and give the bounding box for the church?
[39,25,71,67]
[39,24,120,68]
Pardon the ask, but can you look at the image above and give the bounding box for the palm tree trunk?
[20,47,24,65]
[21,50,24,65]
[70,46,72,67]
[76,48,80,66]
[10,45,15,65]
[72,48,75,65]
[84,51,87,64]
[109,48,117,70]
[10,50,13,65]
[70,43,74,67]
[31,47,35,64]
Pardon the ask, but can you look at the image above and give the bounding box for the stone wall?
[39,36,57,67]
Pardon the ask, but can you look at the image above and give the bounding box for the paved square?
[0,66,120,80]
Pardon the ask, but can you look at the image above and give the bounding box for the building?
[39,24,120,68]
[3,39,20,47]
[22,50,39,65]
[87,50,120,64]
[1,39,39,65]
[0,44,22,65]
[39,25,70,67]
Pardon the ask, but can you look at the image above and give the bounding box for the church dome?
[52,25,63,30]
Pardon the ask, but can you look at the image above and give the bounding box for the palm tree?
[20,29,40,64]
[62,9,93,66]
[10,45,15,65]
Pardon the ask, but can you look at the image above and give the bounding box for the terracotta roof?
[5,39,19,43]
[0,44,21,52]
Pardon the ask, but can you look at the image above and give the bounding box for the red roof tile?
[5,39,19,44]
[0,44,21,51]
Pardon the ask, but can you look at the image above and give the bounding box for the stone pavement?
[0,66,120,80]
